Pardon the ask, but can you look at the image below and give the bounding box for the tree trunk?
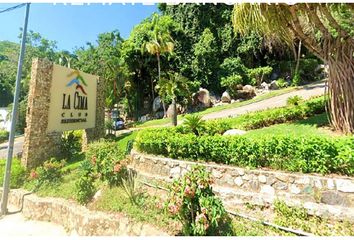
[171,97,177,126]
[162,101,167,118]
[295,40,302,76]
[327,45,354,134]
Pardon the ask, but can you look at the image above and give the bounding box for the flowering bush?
[166,165,230,236]
[29,158,65,185]
[85,140,127,186]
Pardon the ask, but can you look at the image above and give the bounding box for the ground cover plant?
[0,130,9,144]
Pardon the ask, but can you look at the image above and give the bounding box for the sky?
[0,3,158,51]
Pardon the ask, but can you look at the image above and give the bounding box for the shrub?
[166,165,230,236]
[0,158,26,188]
[122,169,140,205]
[75,175,96,205]
[60,131,82,160]
[136,128,354,176]
[30,158,66,185]
[286,95,303,106]
[183,115,206,136]
[292,73,301,86]
[220,74,243,96]
[0,130,9,143]
[275,78,288,88]
[85,140,127,186]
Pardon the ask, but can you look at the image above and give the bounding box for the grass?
[135,86,298,128]
[244,113,335,138]
[115,131,139,152]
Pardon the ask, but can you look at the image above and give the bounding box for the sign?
[47,64,98,132]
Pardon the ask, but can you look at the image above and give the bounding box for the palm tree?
[143,13,175,115]
[155,72,190,126]
[232,3,354,134]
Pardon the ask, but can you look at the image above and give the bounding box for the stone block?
[336,179,354,193]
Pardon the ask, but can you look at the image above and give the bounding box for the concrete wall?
[130,150,354,222]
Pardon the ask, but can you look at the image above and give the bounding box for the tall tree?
[233,3,354,133]
[142,13,175,115]
[155,71,191,126]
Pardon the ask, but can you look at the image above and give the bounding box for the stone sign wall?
[130,150,354,222]
[21,58,105,169]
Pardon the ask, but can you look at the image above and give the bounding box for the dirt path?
[202,81,325,121]
[0,205,70,236]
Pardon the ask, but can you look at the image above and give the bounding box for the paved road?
[0,136,24,159]
[0,205,70,236]
[202,81,325,121]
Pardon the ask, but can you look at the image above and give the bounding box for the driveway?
[0,136,24,160]
[202,81,326,121]
[0,205,70,236]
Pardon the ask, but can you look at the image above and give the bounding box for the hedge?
[0,130,9,144]
[135,128,354,176]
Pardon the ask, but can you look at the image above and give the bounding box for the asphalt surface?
[202,81,325,120]
[0,136,24,160]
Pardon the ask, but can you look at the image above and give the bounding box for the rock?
[320,191,346,206]
[260,185,275,195]
[290,184,301,194]
[234,177,243,187]
[269,80,279,90]
[152,96,162,112]
[166,104,183,118]
[231,99,236,104]
[336,179,354,193]
[273,182,288,190]
[258,175,267,183]
[138,115,152,122]
[236,84,243,90]
[195,88,211,107]
[249,180,260,191]
[154,111,164,119]
[170,167,181,178]
[93,189,102,200]
[260,82,270,90]
[238,169,245,176]
[221,91,231,103]
[212,169,223,179]
[223,129,247,136]
[236,85,256,99]
[209,92,220,105]
[327,179,335,190]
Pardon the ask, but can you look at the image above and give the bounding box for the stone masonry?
[130,150,354,222]
[21,58,62,169]
[2,188,167,236]
[22,58,105,169]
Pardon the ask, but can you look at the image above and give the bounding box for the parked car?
[112,118,125,130]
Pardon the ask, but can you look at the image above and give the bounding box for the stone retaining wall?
[2,188,167,236]
[130,150,354,222]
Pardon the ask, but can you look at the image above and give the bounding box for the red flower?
[168,204,180,215]
[184,186,195,198]
[29,170,38,180]
[113,163,122,173]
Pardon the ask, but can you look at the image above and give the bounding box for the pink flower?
[29,170,38,180]
[168,204,180,215]
[113,163,122,173]
[184,186,195,198]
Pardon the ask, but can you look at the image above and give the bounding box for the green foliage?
[0,130,9,143]
[60,131,82,161]
[286,95,303,106]
[166,165,230,236]
[136,127,354,175]
[182,114,206,136]
[0,158,26,188]
[220,74,243,96]
[275,78,288,88]
[75,174,96,205]
[29,158,66,185]
[122,169,140,205]
[247,66,273,86]
[292,73,301,86]
[85,140,127,186]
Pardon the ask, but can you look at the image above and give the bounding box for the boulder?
[154,111,164,119]
[270,80,279,90]
[166,104,183,118]
[261,82,270,90]
[221,91,231,103]
[209,92,220,106]
[236,85,256,99]
[223,129,247,136]
[196,88,211,107]
[152,96,163,112]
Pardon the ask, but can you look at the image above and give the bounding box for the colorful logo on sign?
[66,70,88,95]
